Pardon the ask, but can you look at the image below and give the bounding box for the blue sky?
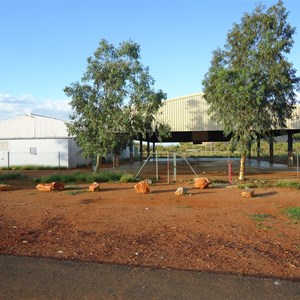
[0,0,299,121]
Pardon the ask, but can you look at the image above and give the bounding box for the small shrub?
[120,173,138,183]
[238,180,271,189]
[33,171,126,184]
[275,180,300,189]
[284,207,300,220]
[91,172,122,182]
[250,213,274,222]
[0,165,67,171]
[177,205,192,209]
[66,190,86,196]
[0,173,24,181]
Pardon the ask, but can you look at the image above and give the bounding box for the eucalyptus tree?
[64,39,168,173]
[202,0,299,180]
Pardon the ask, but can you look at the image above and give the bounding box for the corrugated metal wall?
[287,105,300,129]
[158,93,300,131]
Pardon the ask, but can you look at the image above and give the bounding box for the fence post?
[228,161,232,185]
[167,151,170,184]
[58,151,61,173]
[156,150,158,181]
[7,151,10,170]
[173,152,177,182]
[297,153,299,180]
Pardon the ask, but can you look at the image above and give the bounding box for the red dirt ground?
[0,168,299,281]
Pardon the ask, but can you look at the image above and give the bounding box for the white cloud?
[0,94,72,121]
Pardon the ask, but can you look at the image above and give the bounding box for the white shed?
[0,114,90,168]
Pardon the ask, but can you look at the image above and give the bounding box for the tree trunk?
[239,152,246,181]
[113,154,120,167]
[93,155,101,174]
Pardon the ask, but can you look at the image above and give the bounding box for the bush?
[33,171,129,184]
[284,207,300,220]
[120,173,139,183]
[0,165,66,171]
[0,172,24,181]
[274,180,300,189]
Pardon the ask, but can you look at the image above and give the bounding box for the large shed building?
[153,92,300,143]
[0,114,90,168]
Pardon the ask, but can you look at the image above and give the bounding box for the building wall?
[157,93,300,132]
[157,93,220,132]
[0,138,69,167]
[68,138,91,168]
[0,114,92,168]
[287,105,300,129]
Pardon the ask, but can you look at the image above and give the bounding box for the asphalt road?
[1,255,299,300]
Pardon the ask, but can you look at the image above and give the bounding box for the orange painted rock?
[242,188,254,198]
[89,182,100,192]
[0,184,11,191]
[134,180,150,194]
[51,182,65,191]
[194,177,210,189]
[36,182,65,192]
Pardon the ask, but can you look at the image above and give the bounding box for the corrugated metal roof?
[0,114,69,138]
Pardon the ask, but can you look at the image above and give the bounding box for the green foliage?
[238,180,270,189]
[237,179,300,189]
[250,213,274,222]
[284,207,300,220]
[0,173,24,181]
[64,39,169,172]
[0,165,66,171]
[119,173,139,183]
[274,180,300,189]
[202,1,300,180]
[33,171,135,184]
[65,190,87,196]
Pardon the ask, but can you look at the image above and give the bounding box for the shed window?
[30,147,37,155]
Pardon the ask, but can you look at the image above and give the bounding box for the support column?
[288,132,293,167]
[269,137,274,164]
[129,141,134,164]
[147,140,150,158]
[247,142,252,159]
[152,142,156,161]
[139,139,143,163]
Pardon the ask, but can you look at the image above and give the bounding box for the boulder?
[242,188,255,198]
[194,177,210,189]
[134,180,150,194]
[36,182,65,192]
[0,184,11,191]
[89,182,100,192]
[175,187,188,196]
